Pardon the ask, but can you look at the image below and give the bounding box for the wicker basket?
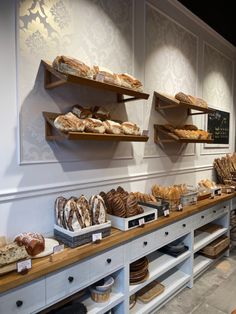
[200,235,230,258]
[54,221,111,248]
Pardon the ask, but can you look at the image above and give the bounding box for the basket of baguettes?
[52,55,143,92]
[54,194,111,247]
[214,153,236,189]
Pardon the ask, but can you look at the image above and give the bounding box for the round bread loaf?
[54,196,67,228]
[76,195,92,228]
[112,195,126,217]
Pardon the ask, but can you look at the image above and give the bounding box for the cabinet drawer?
[128,233,157,262]
[0,279,45,314]
[46,259,89,304]
[90,246,124,280]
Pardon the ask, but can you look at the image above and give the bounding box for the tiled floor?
[155,247,236,314]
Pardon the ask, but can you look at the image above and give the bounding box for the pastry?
[54,113,85,132]
[14,232,45,256]
[76,195,92,227]
[118,73,143,91]
[54,196,67,228]
[52,55,93,79]
[84,118,106,134]
[93,106,111,121]
[103,120,122,134]
[72,105,93,119]
[121,122,141,135]
[0,243,28,267]
[89,195,107,224]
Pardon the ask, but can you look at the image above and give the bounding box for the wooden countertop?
[0,193,234,293]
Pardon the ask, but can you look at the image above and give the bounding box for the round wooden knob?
[16,300,23,307]
[68,276,74,283]
[107,258,112,264]
[182,224,186,228]
[201,215,204,219]
[213,210,216,213]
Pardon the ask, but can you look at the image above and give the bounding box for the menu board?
[207,109,229,144]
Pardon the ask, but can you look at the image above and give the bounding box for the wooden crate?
[200,235,230,258]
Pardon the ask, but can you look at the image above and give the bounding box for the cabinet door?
[46,260,89,304]
[0,279,45,314]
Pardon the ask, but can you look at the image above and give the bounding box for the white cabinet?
[0,279,45,314]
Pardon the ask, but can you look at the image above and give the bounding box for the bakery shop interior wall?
[0,0,235,237]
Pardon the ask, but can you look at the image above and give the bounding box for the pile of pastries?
[54,105,141,135]
[175,92,208,108]
[99,186,144,218]
[152,184,188,208]
[162,124,210,140]
[55,194,107,232]
[53,55,143,91]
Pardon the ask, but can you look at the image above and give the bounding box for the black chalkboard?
[207,109,229,144]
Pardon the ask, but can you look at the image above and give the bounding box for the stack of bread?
[175,92,208,108]
[163,124,210,140]
[152,184,188,209]
[52,55,143,92]
[55,194,107,232]
[99,186,144,218]
[53,105,141,136]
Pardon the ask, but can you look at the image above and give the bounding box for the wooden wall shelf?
[43,112,149,142]
[154,125,213,144]
[42,60,149,103]
[154,91,215,115]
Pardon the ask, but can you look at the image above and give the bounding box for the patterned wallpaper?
[203,43,233,110]
[144,4,198,157]
[18,0,133,162]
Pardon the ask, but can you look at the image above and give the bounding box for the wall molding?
[0,164,213,202]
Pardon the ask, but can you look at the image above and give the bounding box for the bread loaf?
[14,232,45,256]
[72,105,93,119]
[93,106,111,121]
[93,66,121,86]
[112,195,126,218]
[84,118,105,134]
[64,198,84,231]
[55,196,67,228]
[0,243,28,267]
[89,195,107,224]
[103,120,122,134]
[118,73,143,91]
[54,113,85,132]
[121,122,141,135]
[52,56,93,79]
[76,195,92,228]
[175,92,192,104]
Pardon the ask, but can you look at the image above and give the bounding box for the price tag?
[178,204,183,211]
[218,189,222,195]
[139,218,145,226]
[17,259,32,273]
[95,73,105,82]
[53,244,64,254]
[164,209,170,217]
[92,233,102,242]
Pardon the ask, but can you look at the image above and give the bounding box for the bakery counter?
[0,193,234,294]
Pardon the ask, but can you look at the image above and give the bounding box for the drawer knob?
[165,231,169,236]
[107,258,112,264]
[213,210,216,213]
[143,241,148,246]
[16,300,23,307]
[68,276,74,283]
[201,215,204,219]
[182,223,186,228]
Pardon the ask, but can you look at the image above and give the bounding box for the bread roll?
[72,105,93,119]
[0,243,28,267]
[84,118,105,134]
[14,232,45,256]
[121,122,141,135]
[103,120,122,134]
[52,55,93,79]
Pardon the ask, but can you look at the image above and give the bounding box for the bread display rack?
[153,91,215,144]
[42,60,149,102]
[42,60,149,142]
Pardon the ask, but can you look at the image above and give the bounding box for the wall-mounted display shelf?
[42,60,149,103]
[154,125,213,144]
[43,112,149,142]
[154,91,215,116]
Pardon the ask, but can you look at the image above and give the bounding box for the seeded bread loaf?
[0,243,28,267]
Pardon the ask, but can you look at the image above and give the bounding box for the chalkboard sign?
[207,109,229,144]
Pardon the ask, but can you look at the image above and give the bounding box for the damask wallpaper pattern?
[18,0,133,163]
[144,4,198,157]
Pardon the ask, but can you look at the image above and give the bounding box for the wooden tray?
[137,280,165,303]
[0,263,16,276]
